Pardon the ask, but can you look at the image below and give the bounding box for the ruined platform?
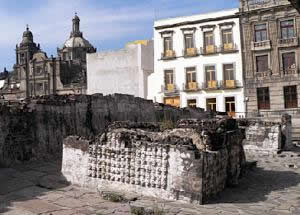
[62,119,246,204]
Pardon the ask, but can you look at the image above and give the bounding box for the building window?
[187,99,197,108]
[282,52,296,73]
[257,87,270,110]
[222,29,233,50]
[205,65,216,88]
[204,31,215,53]
[164,70,174,91]
[36,83,44,92]
[186,67,197,90]
[225,97,236,117]
[254,24,267,42]
[44,82,48,94]
[164,97,180,108]
[36,66,42,75]
[20,53,25,64]
[164,37,173,52]
[256,55,269,73]
[223,64,235,88]
[206,98,217,112]
[223,64,234,81]
[184,34,194,49]
[284,86,298,109]
[280,20,295,39]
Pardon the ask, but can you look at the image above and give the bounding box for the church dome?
[21,26,34,44]
[23,28,33,38]
[63,36,94,48]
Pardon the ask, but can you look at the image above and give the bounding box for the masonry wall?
[62,119,245,204]
[238,114,292,156]
[0,94,208,167]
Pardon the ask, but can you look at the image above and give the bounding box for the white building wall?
[87,41,154,99]
[148,8,246,117]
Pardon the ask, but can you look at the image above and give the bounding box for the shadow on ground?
[0,159,70,214]
[1,159,300,214]
[209,166,300,204]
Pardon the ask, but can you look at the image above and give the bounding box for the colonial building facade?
[148,9,245,117]
[239,0,300,116]
[0,14,96,100]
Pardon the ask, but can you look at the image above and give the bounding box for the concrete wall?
[0,94,208,167]
[87,41,154,99]
[62,119,245,204]
[149,9,245,116]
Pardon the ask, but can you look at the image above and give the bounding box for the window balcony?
[278,37,299,48]
[280,67,299,76]
[200,45,218,55]
[182,82,201,92]
[161,84,180,95]
[161,50,176,60]
[219,43,239,53]
[183,48,199,58]
[251,40,272,51]
[220,80,238,89]
[255,69,272,78]
[203,81,218,90]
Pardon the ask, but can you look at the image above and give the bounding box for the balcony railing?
[256,69,272,78]
[203,80,219,90]
[280,67,299,76]
[219,43,238,53]
[200,45,218,55]
[161,84,179,95]
[182,82,201,92]
[251,40,272,51]
[161,50,176,60]
[183,48,199,57]
[278,37,299,48]
[220,80,238,89]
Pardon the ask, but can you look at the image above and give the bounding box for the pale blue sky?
[0,0,238,71]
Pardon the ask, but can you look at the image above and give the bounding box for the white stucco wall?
[87,41,154,99]
[148,8,246,117]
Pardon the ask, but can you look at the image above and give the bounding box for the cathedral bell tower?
[70,13,83,38]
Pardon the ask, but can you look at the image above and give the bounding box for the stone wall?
[62,119,245,204]
[238,114,292,156]
[0,94,208,167]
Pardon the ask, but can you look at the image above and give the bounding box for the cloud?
[0,0,238,71]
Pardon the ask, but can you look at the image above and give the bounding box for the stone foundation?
[62,119,245,204]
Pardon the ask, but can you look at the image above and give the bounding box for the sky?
[0,0,238,71]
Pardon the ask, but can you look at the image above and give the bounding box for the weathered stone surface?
[62,118,245,204]
[0,94,209,167]
[237,115,292,156]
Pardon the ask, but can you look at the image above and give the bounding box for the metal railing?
[182,48,199,57]
[200,45,218,55]
[182,82,201,92]
[219,43,239,53]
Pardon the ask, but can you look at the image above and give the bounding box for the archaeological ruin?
[0,94,293,204]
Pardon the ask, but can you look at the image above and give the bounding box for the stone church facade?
[239,0,300,116]
[0,14,96,100]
